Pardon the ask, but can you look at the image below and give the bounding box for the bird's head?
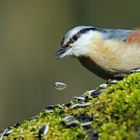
[55,26,137,79]
[56,26,104,59]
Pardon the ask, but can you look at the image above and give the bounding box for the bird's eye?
[63,44,69,48]
[73,35,78,41]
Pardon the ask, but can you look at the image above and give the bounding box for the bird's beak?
[55,48,66,59]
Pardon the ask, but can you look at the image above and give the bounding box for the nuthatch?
[56,26,140,80]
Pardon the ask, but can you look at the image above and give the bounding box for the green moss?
[4,73,140,140]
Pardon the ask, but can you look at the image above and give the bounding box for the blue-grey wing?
[102,28,132,41]
[102,28,140,44]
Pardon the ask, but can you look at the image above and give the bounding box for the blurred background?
[0,0,140,129]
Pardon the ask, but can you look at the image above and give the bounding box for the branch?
[2,73,140,140]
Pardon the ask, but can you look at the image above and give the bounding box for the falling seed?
[54,82,67,90]
[39,124,49,135]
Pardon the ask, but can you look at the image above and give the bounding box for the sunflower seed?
[39,124,49,135]
[5,127,13,135]
[73,96,86,103]
[65,120,80,126]
[90,89,104,97]
[70,102,91,109]
[62,115,74,122]
[65,102,71,107]
[62,115,80,127]
[0,129,7,140]
[81,121,92,127]
[99,84,107,89]
[107,79,119,84]
[45,105,56,113]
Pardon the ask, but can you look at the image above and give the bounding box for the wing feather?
[124,30,140,44]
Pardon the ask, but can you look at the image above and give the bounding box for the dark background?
[0,0,140,129]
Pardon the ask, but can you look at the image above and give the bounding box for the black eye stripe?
[70,27,98,42]
[73,35,78,41]
[61,27,106,48]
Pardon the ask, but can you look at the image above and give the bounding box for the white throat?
[71,31,102,57]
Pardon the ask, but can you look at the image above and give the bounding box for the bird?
[56,26,140,80]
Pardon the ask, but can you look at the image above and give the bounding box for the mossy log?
[2,73,140,140]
